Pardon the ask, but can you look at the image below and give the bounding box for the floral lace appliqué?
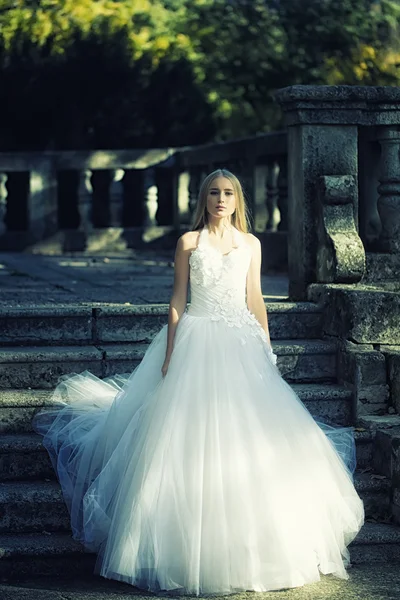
[209,288,270,343]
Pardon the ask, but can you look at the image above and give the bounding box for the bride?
[33,169,364,595]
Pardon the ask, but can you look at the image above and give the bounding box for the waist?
[187,296,246,319]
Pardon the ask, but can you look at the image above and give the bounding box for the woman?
[33,169,364,595]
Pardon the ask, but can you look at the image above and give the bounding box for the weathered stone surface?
[100,343,147,378]
[0,435,53,481]
[381,348,400,414]
[373,427,400,523]
[0,482,70,533]
[365,253,400,283]
[0,347,103,389]
[0,306,92,346]
[337,341,389,419]
[355,430,374,469]
[316,175,365,284]
[339,341,387,386]
[94,306,168,343]
[275,340,337,382]
[275,84,400,127]
[359,415,400,431]
[308,283,400,344]
[284,124,359,299]
[0,302,324,344]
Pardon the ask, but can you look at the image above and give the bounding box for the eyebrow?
[209,187,234,191]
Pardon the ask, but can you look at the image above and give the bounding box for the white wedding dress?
[33,227,364,595]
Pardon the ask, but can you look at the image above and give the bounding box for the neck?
[206,217,233,237]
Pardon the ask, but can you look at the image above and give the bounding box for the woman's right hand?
[161,357,170,378]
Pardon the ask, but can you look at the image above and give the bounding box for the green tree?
[0,0,214,149]
[0,0,399,148]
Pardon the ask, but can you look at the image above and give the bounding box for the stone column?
[274,85,400,300]
[376,126,400,253]
[26,159,58,241]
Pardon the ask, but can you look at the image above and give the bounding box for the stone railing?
[275,85,400,299]
[0,133,288,264]
[2,84,400,288]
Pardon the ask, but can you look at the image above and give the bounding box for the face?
[206,176,236,221]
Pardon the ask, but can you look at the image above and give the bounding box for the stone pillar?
[376,126,400,253]
[274,85,400,300]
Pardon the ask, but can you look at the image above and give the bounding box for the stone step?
[0,428,372,484]
[0,523,398,580]
[0,474,389,534]
[0,302,323,346]
[0,382,350,438]
[0,429,373,484]
[0,432,372,482]
[0,339,337,390]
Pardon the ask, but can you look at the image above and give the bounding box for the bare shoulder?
[244,233,261,252]
[177,230,201,252]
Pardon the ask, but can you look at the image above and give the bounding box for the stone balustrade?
[0,134,288,268]
[1,84,400,292]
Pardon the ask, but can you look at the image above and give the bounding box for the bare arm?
[246,235,271,347]
[162,233,193,374]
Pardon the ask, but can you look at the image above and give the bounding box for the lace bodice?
[187,227,269,344]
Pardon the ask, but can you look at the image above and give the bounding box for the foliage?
[0,0,399,149]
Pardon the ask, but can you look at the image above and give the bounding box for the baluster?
[110,169,124,227]
[265,160,279,231]
[377,127,400,253]
[277,157,288,231]
[78,169,93,232]
[188,169,201,219]
[177,171,190,225]
[0,173,8,236]
[144,169,158,227]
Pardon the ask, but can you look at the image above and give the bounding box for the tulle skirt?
[33,312,364,595]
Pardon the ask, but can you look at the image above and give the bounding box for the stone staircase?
[0,301,400,579]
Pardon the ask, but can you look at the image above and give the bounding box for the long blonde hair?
[191,169,250,233]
